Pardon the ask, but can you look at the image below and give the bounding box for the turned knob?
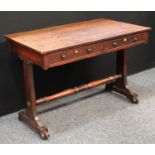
[113,42,118,47]
[133,37,138,42]
[61,54,66,59]
[87,48,92,54]
[123,38,127,42]
[74,50,79,54]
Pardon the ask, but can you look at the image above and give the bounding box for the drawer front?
[104,32,148,52]
[47,42,103,67]
[46,32,148,68]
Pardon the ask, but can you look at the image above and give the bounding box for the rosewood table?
[5,18,151,139]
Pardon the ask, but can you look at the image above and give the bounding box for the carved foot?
[105,83,139,104]
[18,110,49,140]
[129,92,139,104]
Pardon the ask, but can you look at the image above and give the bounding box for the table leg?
[105,49,139,103]
[18,60,49,139]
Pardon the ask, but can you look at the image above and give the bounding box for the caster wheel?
[40,131,49,140]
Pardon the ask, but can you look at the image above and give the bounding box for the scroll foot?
[105,82,139,104]
[18,110,49,140]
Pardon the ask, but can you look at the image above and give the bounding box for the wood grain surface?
[5,18,151,54]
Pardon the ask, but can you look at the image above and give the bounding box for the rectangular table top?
[5,18,151,55]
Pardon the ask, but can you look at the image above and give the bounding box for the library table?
[5,18,151,139]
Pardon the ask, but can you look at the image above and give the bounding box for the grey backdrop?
[0,11,155,116]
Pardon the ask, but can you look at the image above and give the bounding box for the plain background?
[0,11,155,116]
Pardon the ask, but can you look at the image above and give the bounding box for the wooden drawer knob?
[133,37,138,42]
[113,42,118,47]
[87,48,92,54]
[61,54,67,60]
[123,38,127,42]
[74,50,79,54]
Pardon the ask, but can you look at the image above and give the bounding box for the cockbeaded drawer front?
[104,32,148,52]
[46,42,103,68]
